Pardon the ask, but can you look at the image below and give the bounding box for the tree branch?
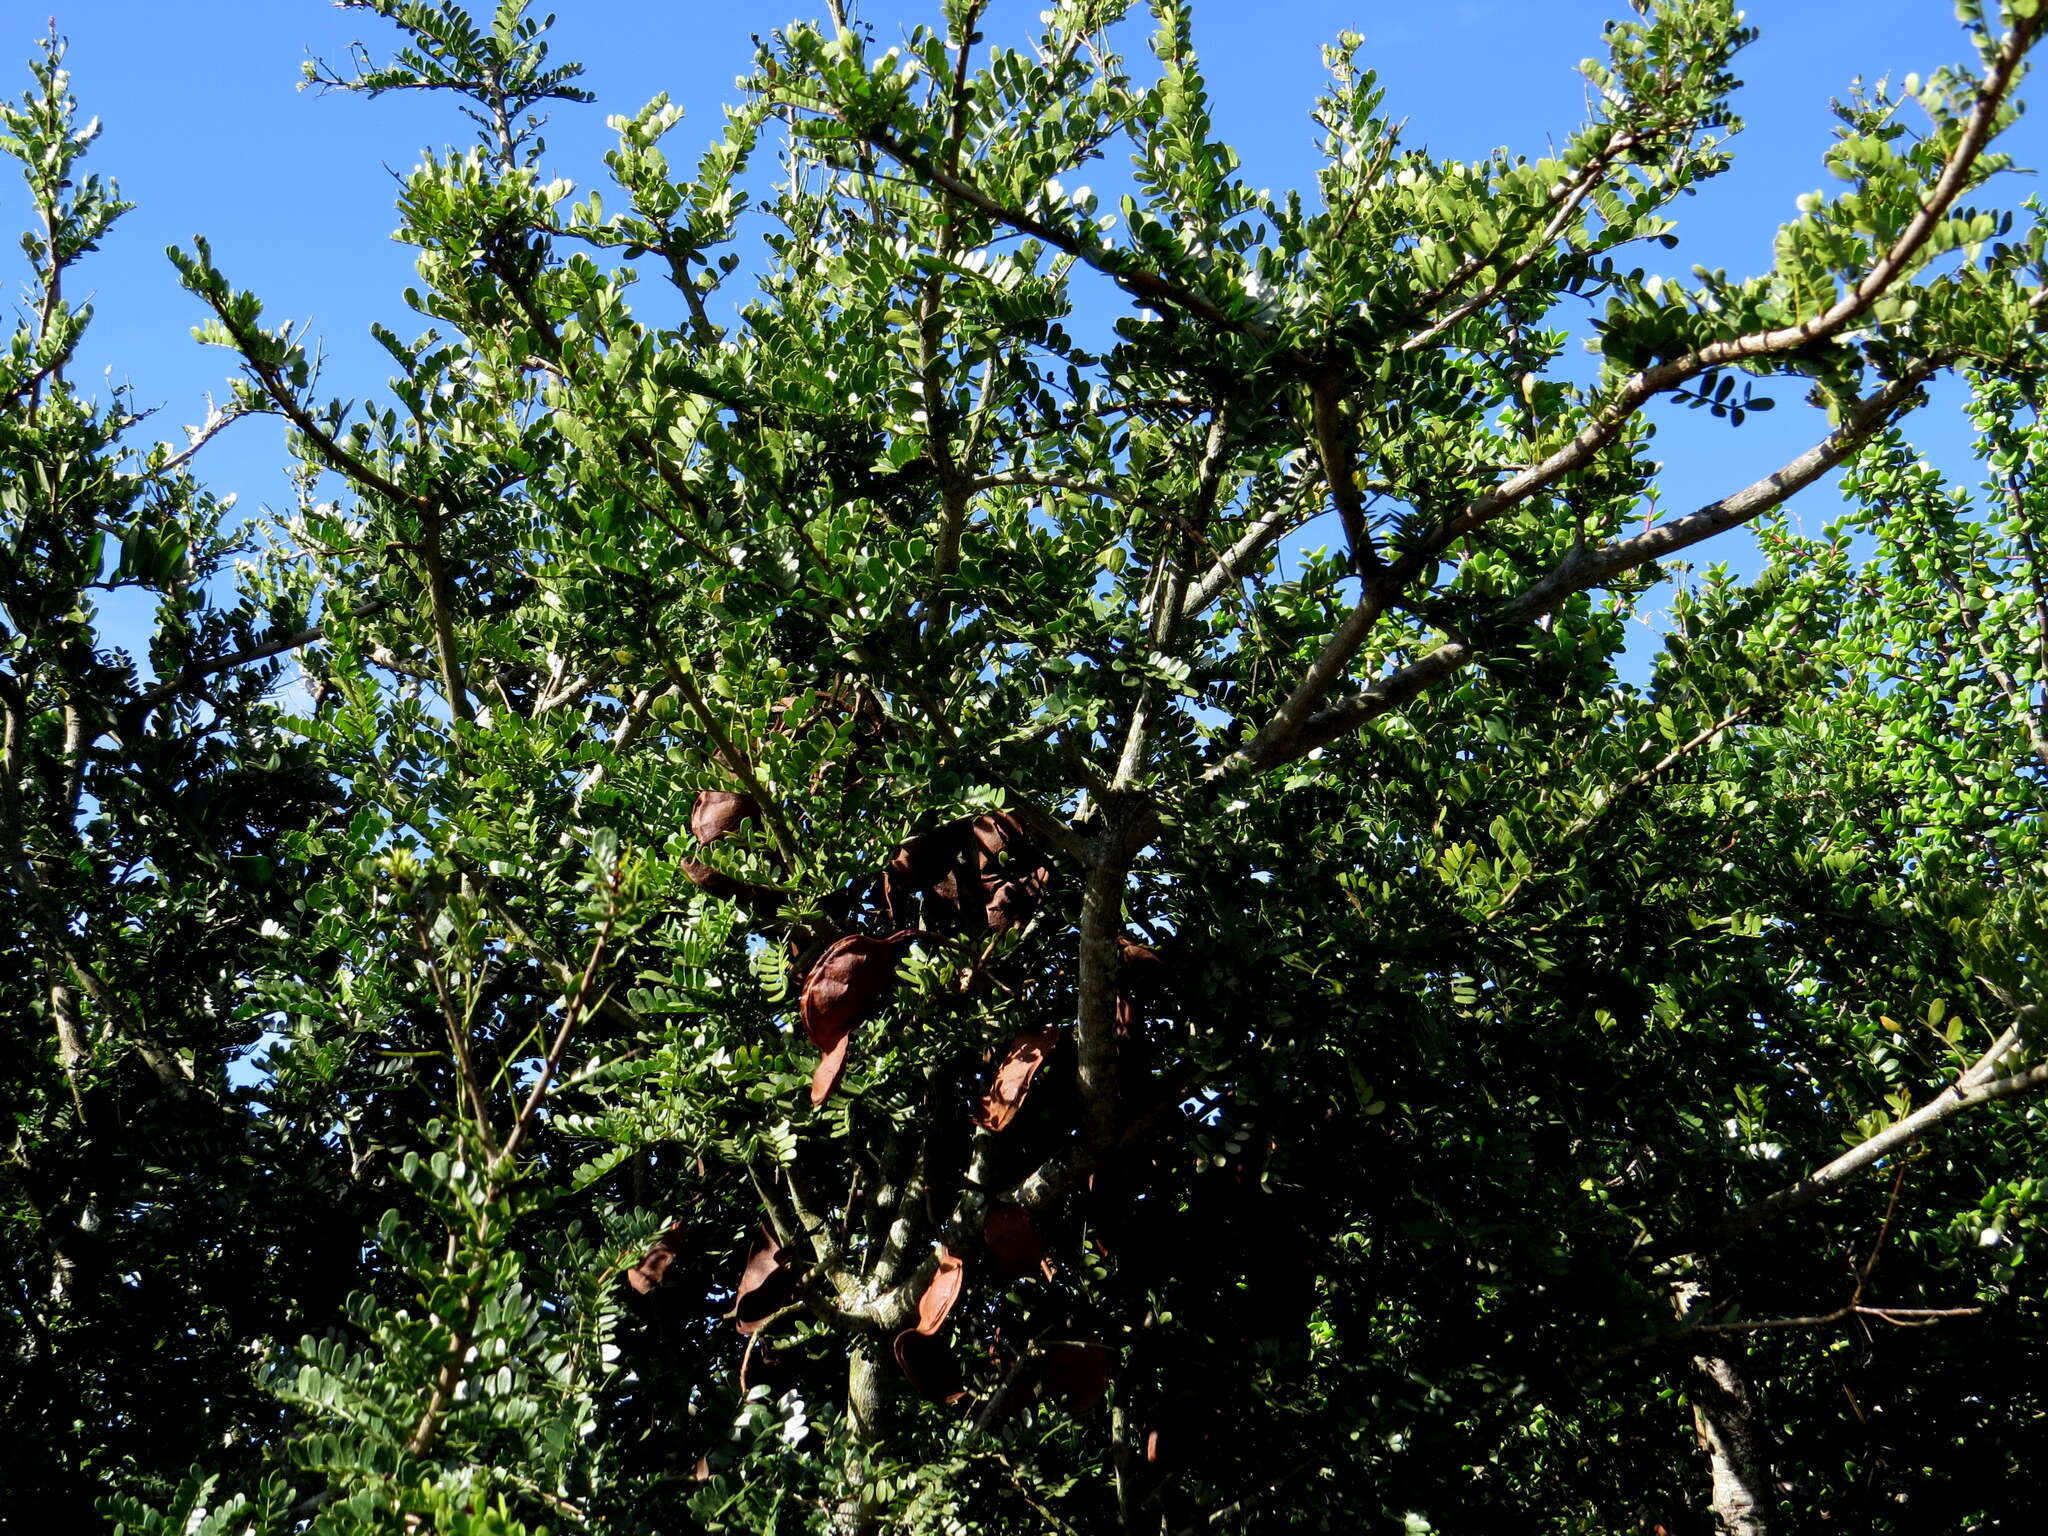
[1713,1003,2045,1244]
[1426,17,2035,549]
[1213,360,1944,778]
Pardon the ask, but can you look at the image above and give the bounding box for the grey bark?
[837,1343,889,1536]
[1675,1277,1774,1536]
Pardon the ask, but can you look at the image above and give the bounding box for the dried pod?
[809,1029,854,1108]
[1116,933,1168,1036]
[893,1328,967,1403]
[1042,1340,1111,1414]
[691,790,758,845]
[800,934,910,1050]
[729,1226,793,1335]
[1116,933,1166,997]
[885,811,1051,934]
[982,1203,1049,1278]
[883,820,955,891]
[680,857,745,902]
[913,1246,965,1336]
[974,1027,1061,1132]
[625,1226,687,1295]
[973,813,1052,930]
[800,932,919,1105]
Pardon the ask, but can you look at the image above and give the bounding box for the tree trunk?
[837,1342,889,1536]
[51,980,87,1116]
[1675,1277,1774,1536]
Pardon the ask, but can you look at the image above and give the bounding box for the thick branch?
[1431,18,2034,549]
[1074,805,1148,1157]
[1179,479,1325,621]
[1715,1003,2044,1243]
[1215,362,1941,778]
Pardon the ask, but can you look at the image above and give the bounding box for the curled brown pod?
[809,1029,855,1108]
[625,1226,687,1295]
[884,811,1051,934]
[1042,1340,1111,1413]
[799,931,919,1105]
[892,1327,966,1403]
[679,857,785,919]
[912,1245,965,1336]
[982,1203,1050,1278]
[974,1027,1061,1132]
[728,1226,793,1335]
[800,934,909,1050]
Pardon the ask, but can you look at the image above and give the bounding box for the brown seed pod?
[973,813,1052,931]
[799,931,919,1105]
[1042,1340,1111,1413]
[625,1226,687,1295]
[728,1226,793,1335]
[893,1328,967,1403]
[912,1245,965,1336]
[981,1203,1050,1278]
[690,790,758,845]
[809,1029,855,1108]
[974,1027,1061,1132]
[885,811,1051,934]
[679,857,785,918]
[1115,933,1166,996]
[800,934,911,1050]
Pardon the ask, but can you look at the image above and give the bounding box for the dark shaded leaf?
[893,1327,966,1403]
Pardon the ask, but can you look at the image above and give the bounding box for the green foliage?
[1,27,352,1526]
[11,2,2048,1533]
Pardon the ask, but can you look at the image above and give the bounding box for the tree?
[14,1,2048,1532]
[0,29,353,1525]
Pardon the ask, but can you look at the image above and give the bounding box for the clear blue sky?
[22,1,2047,657]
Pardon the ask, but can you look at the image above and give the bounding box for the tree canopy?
[7,3,2048,1533]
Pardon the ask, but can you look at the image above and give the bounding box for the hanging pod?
[974,1027,1062,1132]
[798,930,920,1105]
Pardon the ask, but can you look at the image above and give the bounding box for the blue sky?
[22,1,2048,658]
